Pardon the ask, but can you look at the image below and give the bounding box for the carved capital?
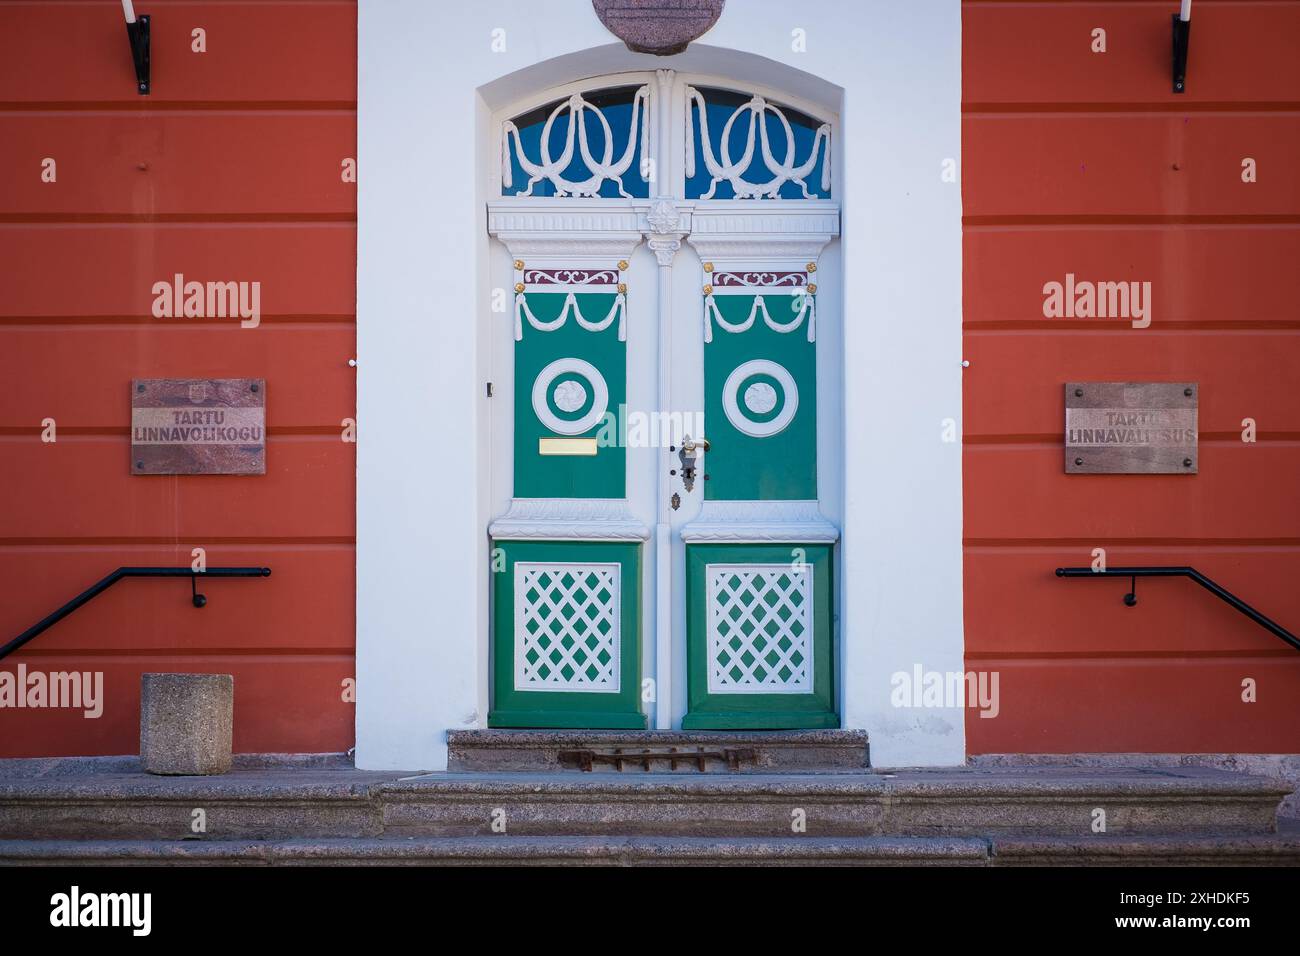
[638,198,693,265]
[647,236,682,266]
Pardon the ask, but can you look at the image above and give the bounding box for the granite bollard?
[140,673,233,775]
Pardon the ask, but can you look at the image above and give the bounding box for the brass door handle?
[681,436,710,453]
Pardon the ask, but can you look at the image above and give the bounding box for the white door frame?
[486,69,841,730]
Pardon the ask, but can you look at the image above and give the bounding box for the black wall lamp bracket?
[126,13,150,95]
[1172,12,1191,94]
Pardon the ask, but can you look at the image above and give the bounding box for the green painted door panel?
[489,539,645,729]
[683,542,836,729]
[515,292,626,499]
[704,293,816,500]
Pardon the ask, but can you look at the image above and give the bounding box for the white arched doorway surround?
[355,1,964,771]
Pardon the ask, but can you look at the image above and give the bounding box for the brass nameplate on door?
[1065,382,1197,474]
[539,438,598,456]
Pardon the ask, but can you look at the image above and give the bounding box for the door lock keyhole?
[678,436,710,493]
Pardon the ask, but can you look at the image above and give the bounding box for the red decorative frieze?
[712,271,807,288]
[523,269,620,286]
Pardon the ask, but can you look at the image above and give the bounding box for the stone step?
[2,831,1298,866]
[446,729,869,773]
[381,768,1287,838]
[0,766,1287,841]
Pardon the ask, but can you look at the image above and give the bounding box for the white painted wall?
[356,0,964,770]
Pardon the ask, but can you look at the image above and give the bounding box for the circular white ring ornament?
[532,358,609,435]
[722,359,798,438]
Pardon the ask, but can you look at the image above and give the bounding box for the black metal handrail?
[1,567,271,661]
[1055,566,1299,652]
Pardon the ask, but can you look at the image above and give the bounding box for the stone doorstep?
[2,833,1300,867]
[0,766,1289,841]
[446,729,870,773]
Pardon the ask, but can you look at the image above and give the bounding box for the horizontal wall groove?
[964,102,1300,114]
[0,102,357,113]
[0,547,353,557]
[965,650,1299,662]
[964,537,1300,547]
[5,653,357,665]
[964,434,1300,444]
[0,433,353,443]
[0,537,356,547]
[961,0,1294,5]
[6,648,353,659]
[0,214,356,225]
[964,214,1300,227]
[963,321,1300,332]
[0,316,356,327]
[0,222,357,231]
[965,547,1300,557]
[0,426,353,437]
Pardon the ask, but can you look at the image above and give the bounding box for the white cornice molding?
[488,198,647,261]
[680,499,840,543]
[489,497,651,542]
[488,197,839,265]
[688,200,840,264]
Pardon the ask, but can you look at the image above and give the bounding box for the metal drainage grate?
[557,747,758,773]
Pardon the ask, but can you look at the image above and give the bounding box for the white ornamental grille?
[706,563,812,694]
[515,562,620,693]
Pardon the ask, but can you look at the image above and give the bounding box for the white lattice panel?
[706,564,812,694]
[515,562,620,693]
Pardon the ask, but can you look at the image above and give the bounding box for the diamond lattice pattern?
[515,563,620,693]
[707,563,813,694]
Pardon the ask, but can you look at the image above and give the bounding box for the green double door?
[487,242,838,731]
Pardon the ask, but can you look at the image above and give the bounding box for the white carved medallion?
[531,358,609,435]
[722,359,798,438]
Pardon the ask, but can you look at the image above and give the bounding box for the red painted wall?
[0,2,357,756]
[3,1,1295,760]
[963,1,1300,753]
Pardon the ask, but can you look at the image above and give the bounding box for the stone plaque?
[1065,382,1197,474]
[131,379,265,475]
